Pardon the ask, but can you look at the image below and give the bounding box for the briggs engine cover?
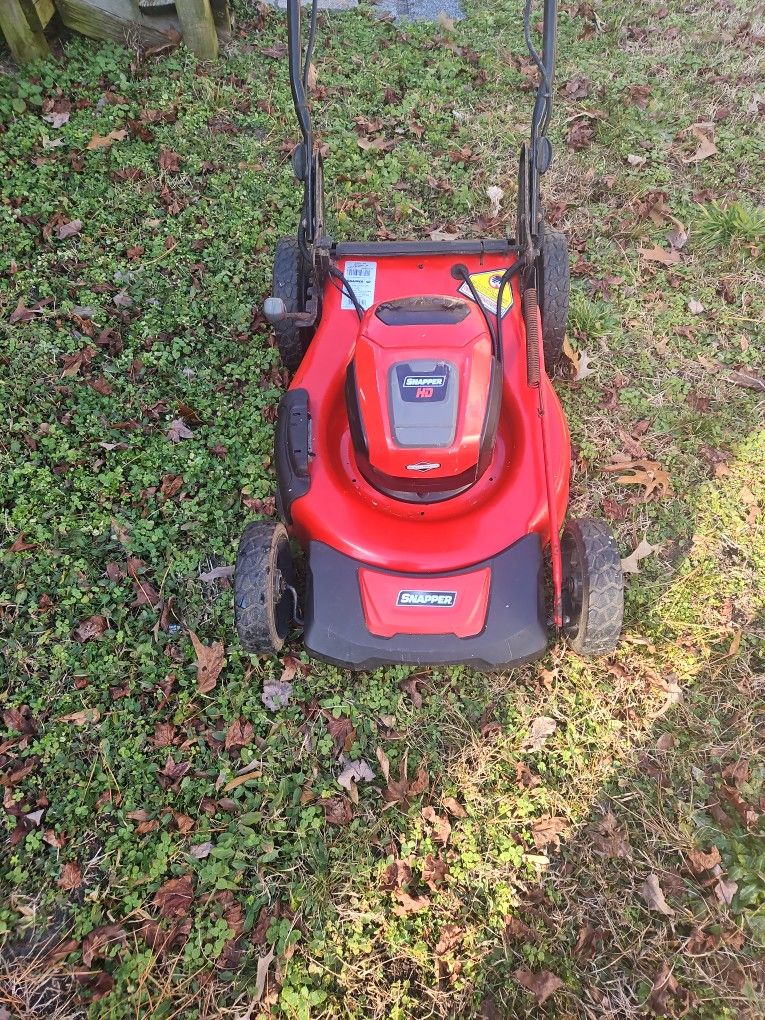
[345,295,500,502]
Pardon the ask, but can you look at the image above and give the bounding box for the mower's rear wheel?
[272,237,314,373]
[561,517,623,657]
[234,521,295,654]
[538,228,570,369]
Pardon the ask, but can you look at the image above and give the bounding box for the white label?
[340,260,377,311]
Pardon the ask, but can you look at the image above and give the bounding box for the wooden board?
[54,0,181,47]
[0,0,51,62]
[19,0,56,30]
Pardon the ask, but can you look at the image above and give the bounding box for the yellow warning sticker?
[458,269,514,318]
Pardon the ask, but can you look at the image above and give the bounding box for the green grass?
[1,0,764,1017]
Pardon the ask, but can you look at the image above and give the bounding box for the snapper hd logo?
[396,589,457,608]
[396,363,450,403]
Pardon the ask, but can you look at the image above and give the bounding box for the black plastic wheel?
[234,521,295,654]
[538,227,570,369]
[561,517,624,657]
[271,237,313,373]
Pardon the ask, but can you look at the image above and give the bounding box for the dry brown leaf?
[728,368,765,393]
[621,538,659,574]
[640,244,681,267]
[58,861,82,890]
[514,967,564,1005]
[82,924,127,967]
[605,459,670,500]
[86,129,128,150]
[639,873,675,916]
[57,708,100,726]
[72,615,108,642]
[531,815,568,850]
[188,631,224,693]
[56,219,82,241]
[683,123,718,163]
[380,859,413,891]
[153,874,194,918]
[715,878,738,905]
[442,796,467,818]
[321,796,353,825]
[521,716,557,752]
[686,846,722,874]
[421,806,452,844]
[422,854,449,890]
[648,963,690,1014]
[392,889,430,915]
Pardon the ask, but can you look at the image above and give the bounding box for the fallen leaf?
[153,874,194,917]
[86,129,128,150]
[72,615,108,642]
[514,967,564,1005]
[639,873,675,916]
[728,368,765,392]
[621,538,659,574]
[57,708,100,725]
[648,963,690,1014]
[58,861,82,890]
[572,924,602,960]
[572,349,595,380]
[422,854,449,890]
[357,135,395,152]
[338,759,375,792]
[159,148,181,171]
[261,680,293,711]
[442,796,467,818]
[429,228,459,241]
[487,185,504,216]
[167,418,194,443]
[591,809,631,858]
[683,123,718,163]
[82,924,126,967]
[421,806,451,844]
[606,459,670,500]
[321,796,353,825]
[56,219,82,241]
[380,859,413,891]
[198,565,234,583]
[43,111,70,128]
[393,889,430,915]
[188,631,224,693]
[253,946,275,1002]
[640,244,681,267]
[158,755,191,790]
[626,153,646,168]
[687,846,722,874]
[324,714,356,755]
[688,298,705,315]
[190,841,212,860]
[224,719,254,753]
[531,815,568,850]
[521,716,557,752]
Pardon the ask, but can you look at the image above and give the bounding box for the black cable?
[328,264,364,320]
[451,264,500,362]
[524,0,553,137]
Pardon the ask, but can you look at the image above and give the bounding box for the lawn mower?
[233,0,624,669]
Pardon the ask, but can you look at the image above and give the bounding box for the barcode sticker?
[340,260,377,311]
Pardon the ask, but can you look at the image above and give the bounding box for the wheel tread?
[563,517,624,657]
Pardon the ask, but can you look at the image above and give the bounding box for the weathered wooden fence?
[0,0,231,64]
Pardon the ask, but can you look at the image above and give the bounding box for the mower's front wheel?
[234,521,295,655]
[538,228,570,370]
[272,237,314,373]
[561,517,623,657]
